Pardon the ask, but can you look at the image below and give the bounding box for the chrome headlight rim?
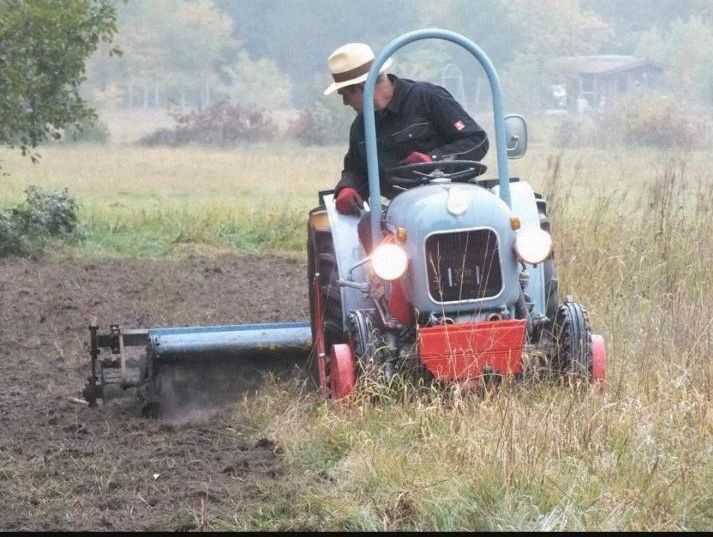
[514,227,553,265]
[370,243,408,281]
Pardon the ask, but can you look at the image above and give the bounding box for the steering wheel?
[386,160,488,188]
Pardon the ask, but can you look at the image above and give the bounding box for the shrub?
[287,99,352,146]
[0,186,79,257]
[603,92,708,148]
[551,91,709,149]
[0,211,28,257]
[139,103,278,147]
[62,117,111,144]
[550,115,602,148]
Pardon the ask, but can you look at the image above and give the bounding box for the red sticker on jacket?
[454,120,465,131]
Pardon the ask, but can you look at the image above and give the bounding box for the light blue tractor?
[306,29,606,398]
[83,30,606,414]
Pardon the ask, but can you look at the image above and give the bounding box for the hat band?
[332,60,373,83]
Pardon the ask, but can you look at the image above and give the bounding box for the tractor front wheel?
[555,298,593,380]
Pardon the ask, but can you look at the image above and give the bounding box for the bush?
[287,100,351,146]
[0,211,28,257]
[551,91,710,149]
[62,117,111,144]
[551,115,601,148]
[139,103,278,147]
[0,186,79,257]
[603,92,708,148]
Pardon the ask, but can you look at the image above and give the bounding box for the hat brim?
[324,58,394,95]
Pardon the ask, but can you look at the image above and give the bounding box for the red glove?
[335,187,363,215]
[401,151,432,164]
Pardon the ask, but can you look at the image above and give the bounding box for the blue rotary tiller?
[83,321,312,415]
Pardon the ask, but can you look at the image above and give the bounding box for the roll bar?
[363,29,512,243]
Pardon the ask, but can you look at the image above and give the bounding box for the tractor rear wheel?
[554,298,593,380]
[307,209,344,396]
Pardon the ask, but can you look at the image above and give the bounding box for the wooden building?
[548,55,664,113]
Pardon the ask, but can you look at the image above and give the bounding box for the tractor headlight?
[514,227,553,265]
[371,243,408,281]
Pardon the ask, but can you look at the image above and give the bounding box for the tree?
[636,16,713,104]
[86,0,235,109]
[0,0,118,159]
[582,0,713,50]
[503,0,614,110]
[215,0,422,105]
[219,51,291,109]
[86,0,281,111]
[508,0,614,57]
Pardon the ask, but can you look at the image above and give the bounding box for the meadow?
[1,136,712,530]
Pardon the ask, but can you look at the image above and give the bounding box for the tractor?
[306,29,606,398]
[82,29,606,413]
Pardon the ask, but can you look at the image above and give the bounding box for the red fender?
[591,334,606,385]
[388,279,412,325]
[330,343,356,399]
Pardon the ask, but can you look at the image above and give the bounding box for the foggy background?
[81,0,713,146]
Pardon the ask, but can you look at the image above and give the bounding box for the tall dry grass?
[220,149,713,530]
[2,142,712,529]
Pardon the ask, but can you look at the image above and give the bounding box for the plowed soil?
[0,254,309,530]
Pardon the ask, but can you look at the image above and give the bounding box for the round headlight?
[514,227,553,265]
[370,243,408,281]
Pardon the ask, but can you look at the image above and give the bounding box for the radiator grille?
[425,229,502,302]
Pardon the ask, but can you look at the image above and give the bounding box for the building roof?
[563,55,663,76]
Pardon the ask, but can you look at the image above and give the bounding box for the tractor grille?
[425,229,502,302]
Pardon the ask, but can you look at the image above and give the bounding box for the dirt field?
[0,254,309,530]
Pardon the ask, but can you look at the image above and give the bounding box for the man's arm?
[422,85,489,162]
[335,121,369,199]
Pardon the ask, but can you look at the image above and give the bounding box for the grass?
[225,373,712,530]
[2,139,713,529]
[2,142,711,259]
[0,143,340,258]
[220,145,709,531]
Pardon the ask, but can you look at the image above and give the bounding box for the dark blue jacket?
[336,74,489,199]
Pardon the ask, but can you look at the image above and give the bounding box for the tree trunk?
[473,76,482,112]
[203,80,211,108]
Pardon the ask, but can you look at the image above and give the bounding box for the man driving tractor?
[324,42,490,221]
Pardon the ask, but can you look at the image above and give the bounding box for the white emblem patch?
[447,186,470,216]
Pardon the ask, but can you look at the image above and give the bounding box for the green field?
[1,143,343,257]
[2,141,710,259]
[2,140,712,530]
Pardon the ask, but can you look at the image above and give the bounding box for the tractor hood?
[385,182,521,315]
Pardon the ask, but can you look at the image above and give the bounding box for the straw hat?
[324,43,394,95]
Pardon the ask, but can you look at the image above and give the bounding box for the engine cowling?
[385,182,521,315]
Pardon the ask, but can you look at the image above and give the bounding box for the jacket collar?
[384,74,413,115]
